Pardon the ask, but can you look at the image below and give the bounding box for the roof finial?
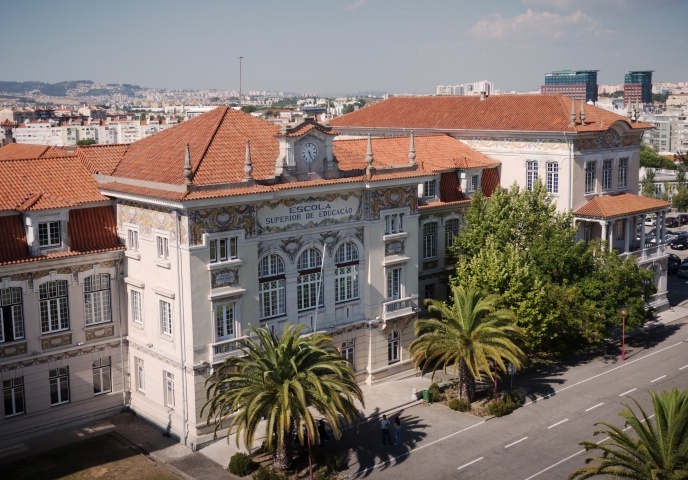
[365,134,374,177]
[243,139,253,181]
[569,99,577,127]
[579,100,586,124]
[183,143,192,185]
[408,131,416,166]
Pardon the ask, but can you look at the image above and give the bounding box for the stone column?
[640,215,646,248]
[624,217,630,253]
[600,220,608,250]
[660,210,666,244]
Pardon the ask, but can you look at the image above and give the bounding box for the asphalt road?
[338,320,688,480]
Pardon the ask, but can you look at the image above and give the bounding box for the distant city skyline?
[5,0,688,96]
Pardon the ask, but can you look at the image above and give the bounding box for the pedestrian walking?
[381,414,392,445]
[394,415,401,445]
[318,419,328,446]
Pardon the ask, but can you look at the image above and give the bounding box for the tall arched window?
[297,248,323,311]
[388,329,400,364]
[259,254,285,319]
[335,242,359,303]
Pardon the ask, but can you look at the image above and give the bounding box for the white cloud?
[345,0,367,12]
[468,9,615,43]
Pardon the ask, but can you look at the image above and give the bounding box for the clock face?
[301,142,317,163]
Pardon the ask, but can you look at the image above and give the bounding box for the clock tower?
[275,117,338,180]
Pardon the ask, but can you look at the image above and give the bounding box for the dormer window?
[422,180,437,199]
[38,221,61,248]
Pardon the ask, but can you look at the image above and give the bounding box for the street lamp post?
[620,308,628,361]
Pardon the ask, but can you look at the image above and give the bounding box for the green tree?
[202,324,363,471]
[642,169,657,197]
[76,138,96,146]
[641,144,676,170]
[673,166,688,212]
[410,285,525,402]
[240,105,257,114]
[569,389,688,479]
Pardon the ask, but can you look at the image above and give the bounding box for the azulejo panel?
[118,201,188,245]
[189,204,255,246]
[369,186,418,219]
[210,268,240,289]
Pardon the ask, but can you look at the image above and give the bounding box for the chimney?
[480,91,487,101]
[569,99,577,127]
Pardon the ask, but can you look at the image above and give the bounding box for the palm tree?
[202,324,364,471]
[569,389,688,480]
[410,285,525,402]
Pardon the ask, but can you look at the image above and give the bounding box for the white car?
[645,215,656,226]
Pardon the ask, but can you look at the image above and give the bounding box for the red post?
[307,427,313,480]
[620,308,628,362]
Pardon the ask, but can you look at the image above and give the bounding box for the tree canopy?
[641,144,676,170]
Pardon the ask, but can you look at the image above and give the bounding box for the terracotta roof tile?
[0,215,29,264]
[574,193,670,219]
[76,144,129,174]
[99,182,188,201]
[440,172,463,202]
[481,168,500,196]
[0,143,70,160]
[331,94,652,133]
[282,120,337,137]
[68,206,121,251]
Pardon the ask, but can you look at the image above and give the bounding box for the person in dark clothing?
[318,419,329,446]
[381,414,392,445]
[394,415,401,445]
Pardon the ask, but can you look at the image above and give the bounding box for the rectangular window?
[38,221,61,247]
[156,236,169,260]
[424,283,436,305]
[49,367,70,405]
[526,161,538,190]
[386,268,402,300]
[135,357,145,392]
[297,273,324,311]
[444,218,460,253]
[160,300,172,336]
[127,230,139,251]
[210,237,238,263]
[335,265,359,303]
[341,340,354,367]
[84,274,111,325]
[40,280,69,334]
[423,180,436,198]
[215,302,235,340]
[619,158,628,189]
[469,174,480,192]
[384,213,405,235]
[423,222,438,259]
[546,162,559,194]
[585,161,596,194]
[3,377,25,417]
[602,159,612,191]
[259,279,286,319]
[0,287,24,343]
[92,357,112,395]
[164,371,175,408]
[131,290,142,325]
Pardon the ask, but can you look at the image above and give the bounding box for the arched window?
[259,254,285,319]
[335,242,359,303]
[388,329,400,364]
[297,248,323,311]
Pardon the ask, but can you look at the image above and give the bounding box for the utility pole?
[238,56,243,108]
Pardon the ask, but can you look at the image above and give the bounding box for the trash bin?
[422,389,430,404]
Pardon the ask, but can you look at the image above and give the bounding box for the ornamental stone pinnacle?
[183,143,192,185]
[569,99,577,127]
[408,131,416,166]
[580,100,586,124]
[365,134,374,177]
[244,139,253,181]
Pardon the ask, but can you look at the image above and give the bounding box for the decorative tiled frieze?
[385,239,405,256]
[118,201,189,245]
[0,341,121,372]
[211,268,240,289]
[41,333,73,351]
[463,137,568,152]
[85,324,115,341]
[355,227,364,244]
[368,186,418,219]
[188,204,255,245]
[279,236,304,262]
[0,341,28,359]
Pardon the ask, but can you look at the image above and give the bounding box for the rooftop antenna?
[238,56,244,108]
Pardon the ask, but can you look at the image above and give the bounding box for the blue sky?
[5,0,687,95]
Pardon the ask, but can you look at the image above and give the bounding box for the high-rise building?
[624,71,653,106]
[540,70,599,102]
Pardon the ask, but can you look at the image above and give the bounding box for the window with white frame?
[84,274,111,325]
[131,290,142,325]
[423,179,437,198]
[209,237,238,263]
[164,371,175,408]
[3,377,25,417]
[386,267,402,300]
[38,221,61,248]
[602,159,612,191]
[127,229,139,251]
[469,174,480,193]
[135,357,145,392]
[215,301,235,340]
[297,248,323,311]
[340,340,354,366]
[40,280,69,334]
[384,213,405,235]
[156,236,169,260]
[259,254,286,319]
[160,299,172,336]
[585,161,596,194]
[92,356,111,395]
[0,287,24,343]
[49,367,70,405]
[423,222,438,259]
[526,161,538,190]
[335,242,359,303]
[619,157,628,189]
[444,218,460,252]
[546,162,559,194]
[388,330,400,364]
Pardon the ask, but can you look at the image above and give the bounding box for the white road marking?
[651,375,667,383]
[619,388,637,396]
[457,457,484,470]
[523,449,585,480]
[585,402,604,412]
[522,341,685,407]
[547,419,569,429]
[504,437,528,448]
[680,364,688,370]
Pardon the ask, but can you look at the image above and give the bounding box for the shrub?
[448,398,471,412]
[428,382,442,403]
[487,393,522,417]
[228,452,258,477]
[314,466,337,480]
[253,466,289,480]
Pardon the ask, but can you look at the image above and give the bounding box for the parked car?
[669,253,681,264]
[679,214,688,226]
[677,264,688,278]
[651,234,679,245]
[645,215,657,226]
[670,237,688,250]
[666,217,680,228]
[669,262,680,275]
